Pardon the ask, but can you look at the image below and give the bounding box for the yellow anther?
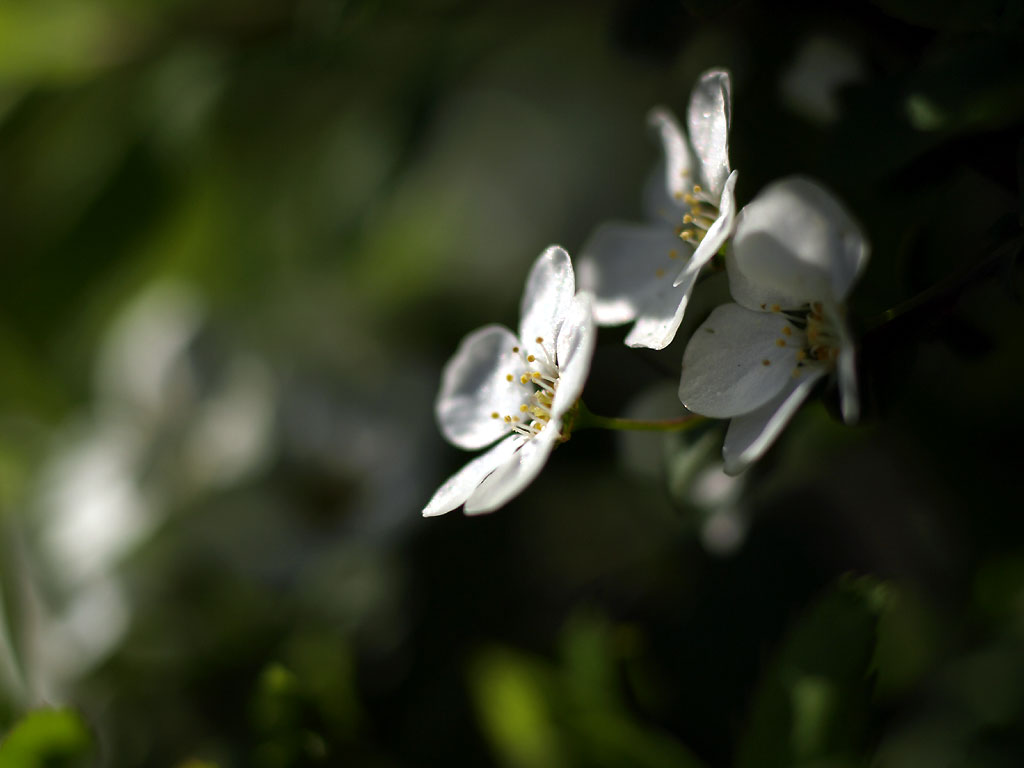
[535,336,543,343]
[527,355,535,362]
[512,346,519,353]
[776,339,786,347]
[692,184,703,193]
[782,326,792,336]
[520,374,530,384]
[520,404,528,412]
[655,268,665,278]
[682,214,693,224]
[796,350,806,360]
[680,229,695,240]
[504,415,512,422]
[673,191,683,200]
[506,374,513,382]
[669,249,679,259]
[762,359,771,366]
[770,304,781,313]
[683,193,699,206]
[532,372,541,379]
[491,412,499,419]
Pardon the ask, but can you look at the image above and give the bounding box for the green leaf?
[736,576,893,768]
[0,709,94,768]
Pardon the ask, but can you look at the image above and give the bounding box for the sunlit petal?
[578,222,693,325]
[436,324,529,450]
[687,69,732,197]
[519,245,575,363]
[730,176,869,305]
[722,367,826,475]
[464,427,560,514]
[552,293,596,416]
[679,304,799,418]
[422,436,523,516]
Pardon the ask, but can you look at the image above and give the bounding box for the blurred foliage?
[0,0,1022,766]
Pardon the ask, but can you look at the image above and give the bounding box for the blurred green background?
[1,0,1024,766]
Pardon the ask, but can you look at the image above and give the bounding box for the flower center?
[762,302,841,376]
[676,184,720,245]
[490,338,561,439]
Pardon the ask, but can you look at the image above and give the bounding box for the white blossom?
[423,246,595,516]
[579,69,739,349]
[678,177,869,474]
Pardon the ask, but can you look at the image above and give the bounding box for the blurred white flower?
[780,36,865,124]
[678,177,869,474]
[579,69,738,349]
[423,246,595,516]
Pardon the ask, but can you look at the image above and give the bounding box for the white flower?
[423,246,596,516]
[678,177,869,475]
[579,68,739,349]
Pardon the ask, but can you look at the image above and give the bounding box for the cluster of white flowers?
[424,68,869,516]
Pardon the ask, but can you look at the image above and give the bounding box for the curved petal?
[673,170,739,288]
[678,304,800,418]
[722,367,826,475]
[519,246,575,365]
[422,436,523,516]
[550,292,596,417]
[464,426,560,515]
[643,107,693,226]
[577,222,693,325]
[436,324,530,450]
[730,177,869,305]
[624,267,698,350]
[687,69,732,197]
[830,304,859,423]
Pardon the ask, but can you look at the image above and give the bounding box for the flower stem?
[575,401,705,433]
[865,230,1022,333]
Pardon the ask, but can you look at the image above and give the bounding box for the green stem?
[575,401,706,433]
[865,232,1022,332]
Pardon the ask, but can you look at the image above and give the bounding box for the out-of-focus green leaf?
[0,709,93,768]
[471,613,706,768]
[736,576,892,768]
[470,649,565,768]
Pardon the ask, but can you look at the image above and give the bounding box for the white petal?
[672,170,739,287]
[830,304,859,423]
[730,177,869,305]
[464,426,560,515]
[678,304,800,418]
[519,246,575,364]
[552,293,596,417]
[422,436,523,517]
[436,324,529,450]
[577,222,693,325]
[643,108,693,226]
[623,267,698,350]
[722,367,826,475]
[687,69,732,197]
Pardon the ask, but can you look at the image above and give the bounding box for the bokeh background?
[1,0,1024,766]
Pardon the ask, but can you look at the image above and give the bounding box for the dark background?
[1,0,1023,766]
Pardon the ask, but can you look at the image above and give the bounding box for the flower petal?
[552,292,596,417]
[643,108,693,226]
[721,366,826,474]
[830,303,859,423]
[519,245,575,365]
[673,170,739,288]
[422,436,523,516]
[729,176,869,306]
[623,267,699,350]
[577,222,693,325]
[436,324,530,450]
[687,69,732,198]
[678,304,799,418]
[464,426,560,514]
